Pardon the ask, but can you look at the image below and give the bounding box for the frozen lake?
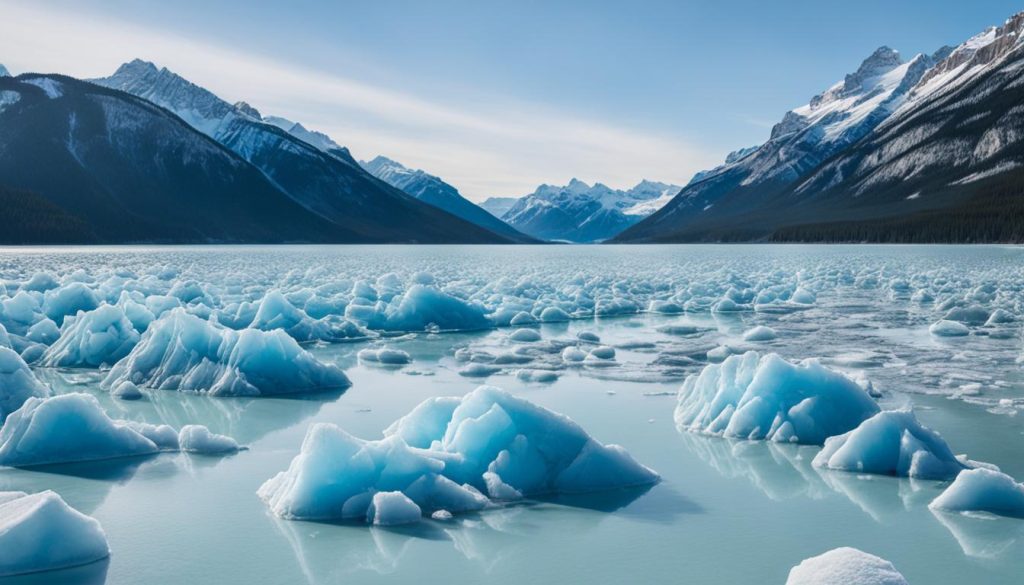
[1,245,1022,584]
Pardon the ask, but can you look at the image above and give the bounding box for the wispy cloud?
[0,1,722,200]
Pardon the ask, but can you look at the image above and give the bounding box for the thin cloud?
[0,1,722,199]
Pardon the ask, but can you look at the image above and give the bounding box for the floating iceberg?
[0,393,159,466]
[516,369,558,383]
[103,309,350,396]
[357,347,412,365]
[0,491,110,577]
[367,491,422,526]
[929,468,1024,518]
[248,291,370,342]
[0,347,50,422]
[0,393,239,467]
[40,304,140,368]
[111,380,143,400]
[178,424,241,455]
[259,385,659,522]
[785,547,908,585]
[813,410,967,480]
[674,352,879,444]
[929,320,970,337]
[383,285,490,332]
[743,325,777,341]
[509,328,542,342]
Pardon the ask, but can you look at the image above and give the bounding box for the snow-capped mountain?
[502,179,681,242]
[0,64,9,77]
[684,145,759,187]
[617,45,947,241]
[360,156,534,242]
[93,60,511,244]
[0,73,348,243]
[479,197,520,219]
[262,115,356,163]
[617,10,1024,242]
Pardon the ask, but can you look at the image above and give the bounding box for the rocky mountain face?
[501,178,681,242]
[616,44,952,241]
[93,60,511,243]
[361,156,534,242]
[618,11,1024,243]
[0,74,350,243]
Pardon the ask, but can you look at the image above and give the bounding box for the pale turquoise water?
[1,245,1022,584]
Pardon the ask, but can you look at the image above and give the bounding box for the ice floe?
[0,393,239,466]
[930,320,970,337]
[40,304,140,368]
[102,309,350,396]
[258,385,658,522]
[674,352,879,444]
[0,347,50,423]
[0,490,110,577]
[178,424,241,455]
[929,468,1024,518]
[357,347,412,365]
[813,410,968,480]
[743,325,777,341]
[785,547,908,585]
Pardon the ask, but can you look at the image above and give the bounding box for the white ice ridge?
[813,409,968,479]
[102,309,350,396]
[785,547,908,585]
[0,347,50,422]
[674,352,880,444]
[0,393,239,467]
[929,468,1024,518]
[0,490,110,577]
[258,385,659,523]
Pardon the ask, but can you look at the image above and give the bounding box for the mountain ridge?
[615,11,1024,243]
[360,156,536,242]
[93,60,513,244]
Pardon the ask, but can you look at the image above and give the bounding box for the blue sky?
[1,0,1020,199]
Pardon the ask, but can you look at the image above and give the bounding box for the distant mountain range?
[360,156,535,243]
[616,12,1024,243]
[479,197,519,220]
[88,60,508,243]
[4,10,1024,245]
[0,73,350,243]
[488,179,681,243]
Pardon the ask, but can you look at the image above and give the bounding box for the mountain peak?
[841,46,902,93]
[0,64,9,77]
[114,59,159,78]
[860,46,902,70]
[566,178,591,191]
[233,101,262,120]
[368,155,403,169]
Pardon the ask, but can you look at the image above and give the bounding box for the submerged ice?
[259,385,659,522]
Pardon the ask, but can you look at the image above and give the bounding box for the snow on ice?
[785,547,908,585]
